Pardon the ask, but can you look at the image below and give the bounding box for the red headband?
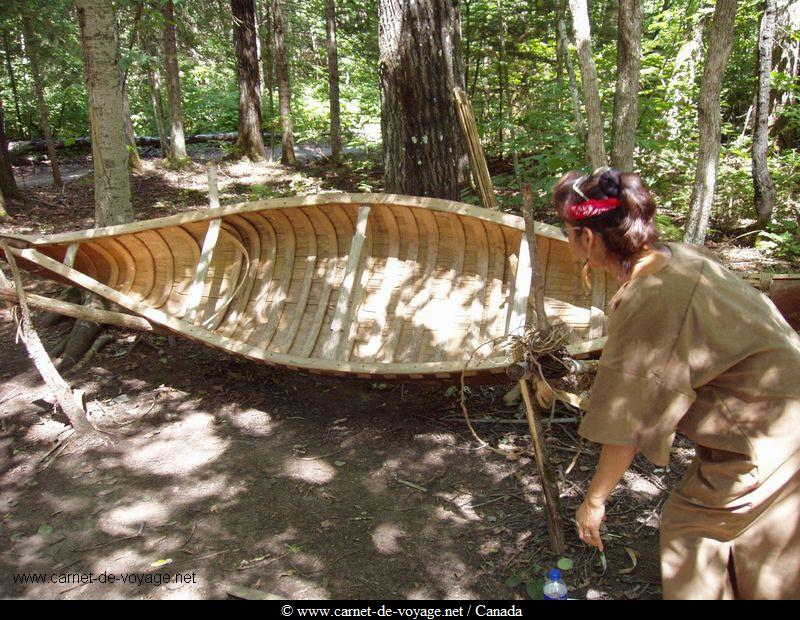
[566,197,620,221]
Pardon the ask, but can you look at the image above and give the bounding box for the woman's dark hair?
[552,168,659,272]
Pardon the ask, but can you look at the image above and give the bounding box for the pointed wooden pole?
[1,242,93,434]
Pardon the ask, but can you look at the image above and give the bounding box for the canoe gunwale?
[6,193,567,247]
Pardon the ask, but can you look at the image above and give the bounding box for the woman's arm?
[576,443,637,551]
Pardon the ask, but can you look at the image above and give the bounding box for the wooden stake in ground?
[1,242,93,434]
[518,185,565,556]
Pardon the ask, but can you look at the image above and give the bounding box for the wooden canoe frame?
[1,192,607,382]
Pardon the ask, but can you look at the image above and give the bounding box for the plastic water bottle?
[543,568,568,600]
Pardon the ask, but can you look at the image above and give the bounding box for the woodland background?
[0,0,798,262]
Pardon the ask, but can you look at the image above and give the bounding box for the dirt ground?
[0,147,787,600]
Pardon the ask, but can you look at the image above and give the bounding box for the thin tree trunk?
[22,21,62,186]
[232,0,266,160]
[497,0,506,155]
[378,0,466,200]
[2,31,24,139]
[568,0,608,169]
[610,0,642,172]
[753,0,777,228]
[557,0,586,145]
[0,80,19,200]
[121,83,143,172]
[163,0,189,162]
[119,3,143,172]
[0,184,7,220]
[684,0,738,245]
[265,3,276,161]
[143,34,169,158]
[273,0,295,164]
[325,0,342,159]
[77,0,134,227]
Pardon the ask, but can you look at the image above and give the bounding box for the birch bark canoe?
[0,193,614,382]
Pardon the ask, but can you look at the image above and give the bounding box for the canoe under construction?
[1,193,614,382]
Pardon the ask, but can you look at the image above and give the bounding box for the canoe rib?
[323,205,370,360]
[184,218,221,324]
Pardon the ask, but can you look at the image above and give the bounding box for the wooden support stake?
[1,242,93,434]
[520,184,565,555]
[521,184,550,338]
[519,377,565,556]
[0,286,155,332]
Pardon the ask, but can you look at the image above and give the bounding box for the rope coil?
[459,323,573,457]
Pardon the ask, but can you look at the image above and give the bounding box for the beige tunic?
[579,242,800,599]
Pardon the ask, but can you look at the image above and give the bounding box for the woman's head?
[552,168,659,273]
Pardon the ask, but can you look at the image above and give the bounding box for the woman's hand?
[575,443,637,552]
[576,498,606,552]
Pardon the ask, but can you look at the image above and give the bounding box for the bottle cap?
[548,568,561,581]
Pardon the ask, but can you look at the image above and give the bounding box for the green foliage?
[757,219,800,262]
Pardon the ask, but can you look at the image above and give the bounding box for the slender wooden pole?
[519,377,565,555]
[0,286,154,332]
[521,184,550,338]
[1,242,93,434]
[519,185,564,554]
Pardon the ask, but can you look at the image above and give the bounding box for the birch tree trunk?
[568,0,608,169]
[76,0,133,227]
[232,0,266,160]
[273,0,296,164]
[163,0,189,162]
[557,0,586,145]
[22,20,62,186]
[378,0,466,200]
[753,0,777,228]
[610,0,642,172]
[684,0,738,245]
[325,0,342,159]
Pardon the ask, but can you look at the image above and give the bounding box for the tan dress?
[579,242,800,599]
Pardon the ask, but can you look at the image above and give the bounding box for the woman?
[552,168,800,599]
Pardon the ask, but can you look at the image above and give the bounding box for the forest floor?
[0,146,793,600]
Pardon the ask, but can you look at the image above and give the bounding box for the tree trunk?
[684,0,738,245]
[378,0,466,200]
[163,0,189,162]
[232,0,266,160]
[568,0,608,169]
[121,82,143,172]
[557,0,586,145]
[610,0,642,172]
[273,0,296,164]
[260,1,276,162]
[77,0,133,227]
[22,20,62,187]
[143,34,170,158]
[119,4,143,172]
[0,184,7,220]
[2,31,24,139]
[753,0,777,229]
[0,79,19,200]
[325,0,342,159]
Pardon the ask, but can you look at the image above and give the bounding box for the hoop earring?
[580,259,591,293]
